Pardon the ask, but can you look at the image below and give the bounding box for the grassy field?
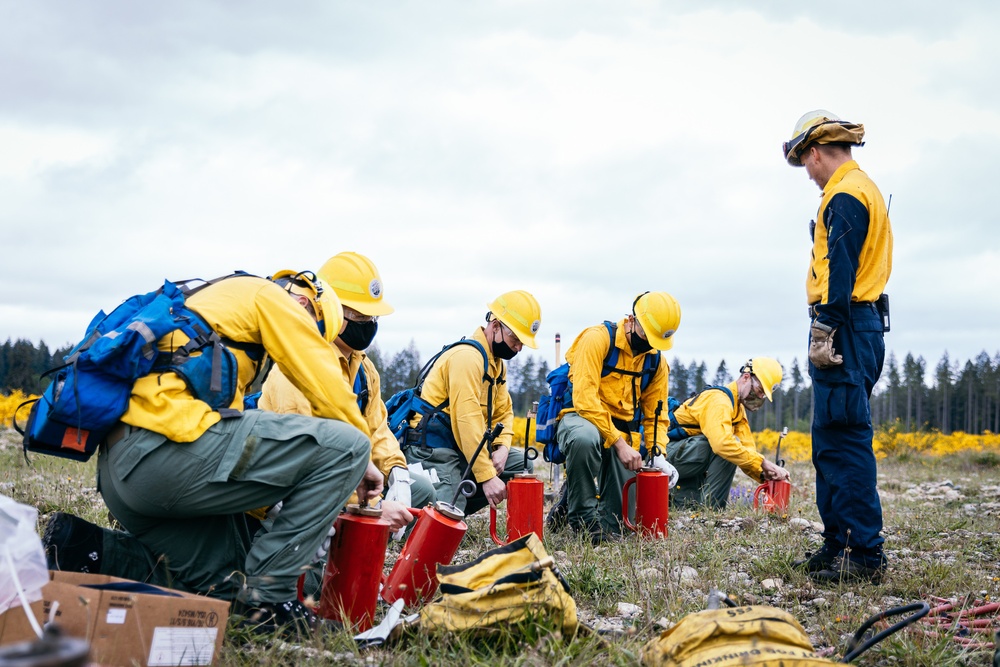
[2,425,998,666]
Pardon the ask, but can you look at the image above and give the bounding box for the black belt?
[808,302,876,319]
[104,423,133,449]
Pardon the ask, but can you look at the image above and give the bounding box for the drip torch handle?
[525,400,538,460]
[776,426,787,466]
[649,399,664,461]
[449,423,505,506]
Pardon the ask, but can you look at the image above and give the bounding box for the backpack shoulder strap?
[601,321,620,377]
[684,384,735,408]
[354,362,370,414]
[415,338,495,394]
[640,352,662,391]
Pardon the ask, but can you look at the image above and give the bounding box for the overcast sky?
[2,1,998,388]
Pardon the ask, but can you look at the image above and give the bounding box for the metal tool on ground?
[621,400,669,538]
[0,625,90,667]
[754,426,791,513]
[303,502,390,632]
[913,595,999,651]
[490,402,543,545]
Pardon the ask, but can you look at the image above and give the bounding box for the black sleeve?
[815,192,869,328]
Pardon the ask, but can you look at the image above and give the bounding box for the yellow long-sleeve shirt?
[122,276,369,441]
[562,320,670,452]
[670,381,764,481]
[414,328,514,484]
[259,346,407,477]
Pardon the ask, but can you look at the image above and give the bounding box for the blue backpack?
[16,273,263,461]
[536,321,661,464]
[666,385,735,441]
[385,338,502,450]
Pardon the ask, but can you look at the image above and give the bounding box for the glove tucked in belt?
[809,322,843,369]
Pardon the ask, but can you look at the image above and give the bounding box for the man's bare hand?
[379,500,415,532]
[491,445,510,475]
[760,459,790,482]
[356,460,384,503]
[481,475,507,508]
[613,437,643,471]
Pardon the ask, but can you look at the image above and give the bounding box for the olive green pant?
[666,435,737,509]
[404,444,529,516]
[557,413,636,535]
[98,471,437,601]
[96,410,370,604]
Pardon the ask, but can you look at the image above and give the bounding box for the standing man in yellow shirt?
[782,110,893,584]
[666,358,789,508]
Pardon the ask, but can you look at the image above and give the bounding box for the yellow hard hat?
[633,291,681,351]
[318,251,394,317]
[487,290,542,349]
[270,270,343,345]
[782,109,865,167]
[744,357,782,401]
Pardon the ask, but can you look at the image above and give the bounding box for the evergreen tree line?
[5,336,999,435]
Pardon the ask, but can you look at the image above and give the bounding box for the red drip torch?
[316,503,391,631]
[381,501,467,608]
[622,400,669,538]
[383,422,503,607]
[754,426,791,513]
[491,402,543,545]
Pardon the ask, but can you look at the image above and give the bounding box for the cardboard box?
[0,571,230,666]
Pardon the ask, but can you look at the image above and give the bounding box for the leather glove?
[384,467,413,540]
[651,454,679,489]
[809,322,843,369]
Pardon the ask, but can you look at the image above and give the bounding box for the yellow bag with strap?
[642,599,930,666]
[418,533,578,636]
[641,605,832,666]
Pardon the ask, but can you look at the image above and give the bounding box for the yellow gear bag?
[418,533,578,636]
[641,605,833,666]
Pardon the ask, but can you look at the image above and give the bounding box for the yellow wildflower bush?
[0,390,38,429]
[755,428,813,462]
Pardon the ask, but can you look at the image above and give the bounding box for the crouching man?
[45,269,382,638]
[666,357,789,509]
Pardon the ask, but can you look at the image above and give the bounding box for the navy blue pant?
[809,304,885,563]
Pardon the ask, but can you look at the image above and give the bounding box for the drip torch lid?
[346,503,383,517]
[433,501,465,520]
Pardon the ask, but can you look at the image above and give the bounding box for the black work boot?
[235,599,339,640]
[810,552,886,585]
[545,484,568,531]
[792,544,839,573]
[42,512,104,574]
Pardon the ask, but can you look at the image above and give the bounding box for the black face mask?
[628,331,653,355]
[491,339,518,360]
[340,319,378,351]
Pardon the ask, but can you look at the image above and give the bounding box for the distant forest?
[4,337,999,435]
